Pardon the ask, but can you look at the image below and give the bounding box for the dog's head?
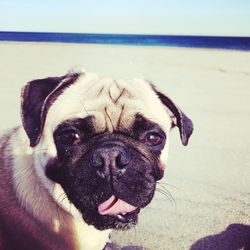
[21,69,193,230]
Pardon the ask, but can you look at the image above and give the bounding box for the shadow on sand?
[190,224,250,250]
[105,224,250,250]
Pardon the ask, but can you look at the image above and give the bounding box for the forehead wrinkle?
[88,80,134,132]
[104,106,115,132]
[113,88,126,104]
[102,100,127,132]
[116,104,125,130]
[108,80,122,104]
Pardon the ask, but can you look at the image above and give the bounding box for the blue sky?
[0,0,249,36]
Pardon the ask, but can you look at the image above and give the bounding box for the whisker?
[69,82,90,116]
[158,186,176,205]
[156,188,174,204]
[157,184,176,202]
[56,194,70,221]
[157,181,180,191]
[56,192,67,204]
[57,194,67,206]
[80,99,89,116]
[155,188,177,213]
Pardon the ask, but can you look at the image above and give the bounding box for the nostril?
[115,154,123,168]
[91,152,104,169]
[115,152,130,169]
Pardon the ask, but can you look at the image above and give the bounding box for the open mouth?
[98,195,141,222]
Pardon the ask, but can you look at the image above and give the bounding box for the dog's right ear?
[21,72,81,147]
[150,83,193,146]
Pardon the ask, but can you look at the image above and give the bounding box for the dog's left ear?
[151,84,193,146]
[21,72,81,147]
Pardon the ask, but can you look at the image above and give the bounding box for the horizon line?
[0,30,250,39]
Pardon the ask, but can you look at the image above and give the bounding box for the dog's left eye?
[143,132,163,146]
[59,130,81,146]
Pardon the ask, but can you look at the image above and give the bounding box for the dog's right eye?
[143,132,163,146]
[58,130,81,146]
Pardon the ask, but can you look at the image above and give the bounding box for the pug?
[0,69,193,250]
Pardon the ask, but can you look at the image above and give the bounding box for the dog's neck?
[10,127,110,250]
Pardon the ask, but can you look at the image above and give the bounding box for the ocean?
[0,31,250,51]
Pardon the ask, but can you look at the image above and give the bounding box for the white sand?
[0,42,250,250]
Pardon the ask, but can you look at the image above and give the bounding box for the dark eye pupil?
[144,133,162,146]
[60,131,80,145]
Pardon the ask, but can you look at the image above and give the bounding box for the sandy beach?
[1,42,250,250]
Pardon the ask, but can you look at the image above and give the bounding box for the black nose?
[91,142,131,179]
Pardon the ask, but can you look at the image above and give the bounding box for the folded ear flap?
[21,72,81,147]
[151,84,193,146]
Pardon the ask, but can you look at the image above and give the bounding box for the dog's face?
[21,70,193,230]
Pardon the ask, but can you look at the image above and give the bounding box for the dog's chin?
[76,193,154,230]
[80,205,140,231]
[83,209,140,231]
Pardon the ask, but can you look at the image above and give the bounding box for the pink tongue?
[98,195,137,215]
